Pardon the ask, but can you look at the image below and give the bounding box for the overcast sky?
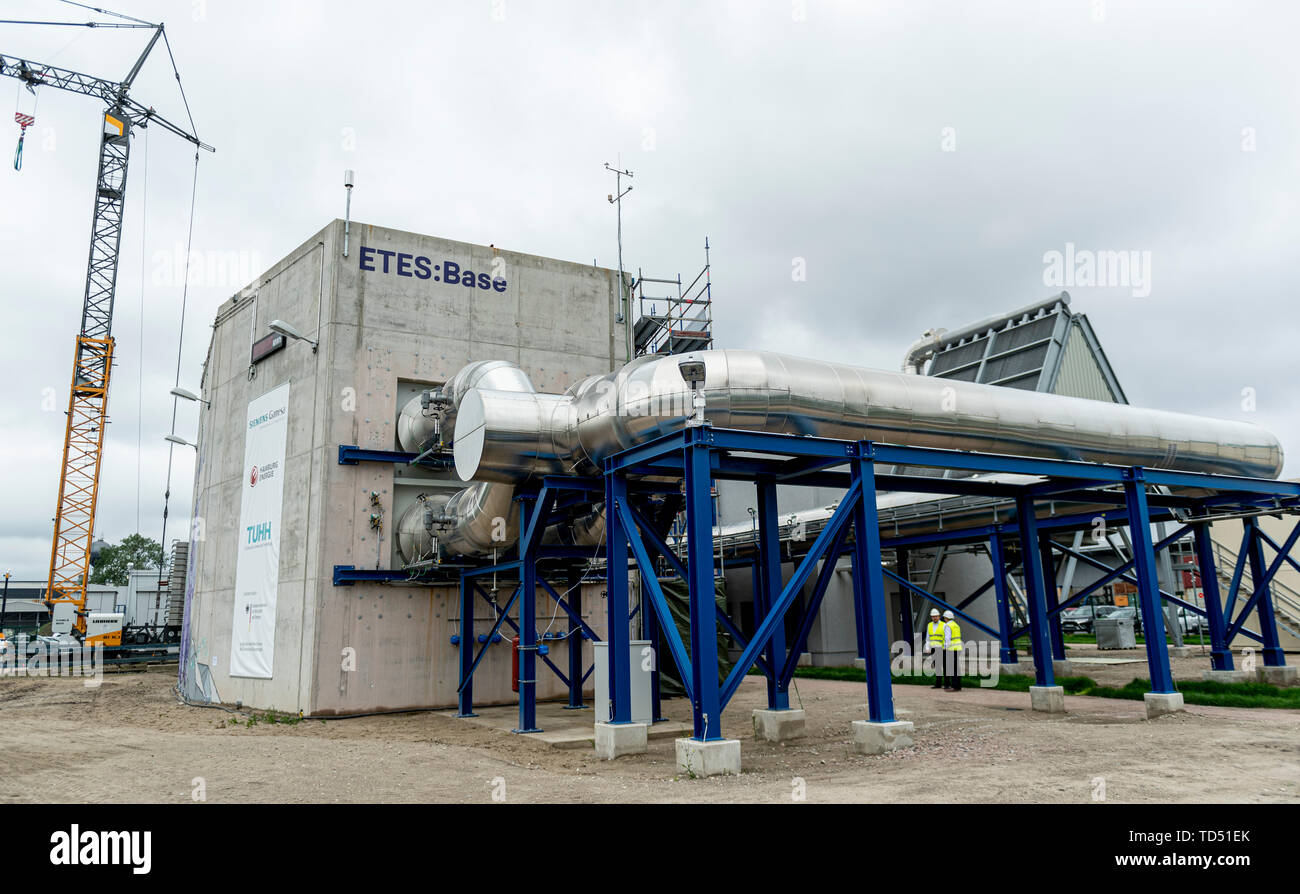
[1,0,1296,579]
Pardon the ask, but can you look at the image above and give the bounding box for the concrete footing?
[1258,665,1299,687]
[1052,659,1076,678]
[1030,685,1065,713]
[853,658,865,670]
[850,720,914,755]
[1168,646,1192,659]
[1144,691,1185,719]
[752,708,806,742]
[594,722,648,759]
[999,662,1028,677]
[675,738,741,777]
[1203,669,1251,685]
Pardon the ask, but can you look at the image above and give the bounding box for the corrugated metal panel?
[1051,321,1119,402]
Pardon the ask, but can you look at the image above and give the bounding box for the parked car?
[1060,607,1097,633]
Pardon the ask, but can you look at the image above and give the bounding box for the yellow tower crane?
[2,8,212,638]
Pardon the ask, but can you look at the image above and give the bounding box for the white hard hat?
[930,609,940,617]
[943,610,955,620]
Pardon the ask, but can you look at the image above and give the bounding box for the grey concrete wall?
[188,220,628,713]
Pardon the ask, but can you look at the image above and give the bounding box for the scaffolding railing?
[632,238,714,356]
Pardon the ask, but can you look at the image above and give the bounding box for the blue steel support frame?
[755,477,790,710]
[604,463,634,724]
[989,533,1018,664]
[514,498,541,732]
[685,435,724,740]
[1193,522,1233,671]
[851,450,897,724]
[594,425,1298,739]
[1016,496,1056,687]
[1123,470,1176,694]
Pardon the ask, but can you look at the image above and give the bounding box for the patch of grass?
[783,665,1300,709]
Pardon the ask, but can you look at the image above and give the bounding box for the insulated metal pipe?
[454,349,1283,485]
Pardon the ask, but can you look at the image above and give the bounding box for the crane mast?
[1,21,212,637]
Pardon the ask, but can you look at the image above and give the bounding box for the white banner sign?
[229,382,290,678]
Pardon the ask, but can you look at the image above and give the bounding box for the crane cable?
[158,149,200,571]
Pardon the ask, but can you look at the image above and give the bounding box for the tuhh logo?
[246,521,273,545]
[49,825,151,875]
[357,246,508,292]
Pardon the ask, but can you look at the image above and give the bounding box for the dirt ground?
[1,649,1296,804]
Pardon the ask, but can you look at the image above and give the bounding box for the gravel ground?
[1,650,1295,804]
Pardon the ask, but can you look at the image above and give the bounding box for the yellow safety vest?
[927,621,945,646]
[945,620,962,651]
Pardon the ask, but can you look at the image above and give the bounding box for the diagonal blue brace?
[618,499,696,704]
[1236,516,1297,666]
[1193,522,1233,670]
[720,478,862,708]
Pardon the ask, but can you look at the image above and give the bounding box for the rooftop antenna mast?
[605,160,633,359]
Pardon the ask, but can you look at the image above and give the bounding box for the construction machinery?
[1,9,212,640]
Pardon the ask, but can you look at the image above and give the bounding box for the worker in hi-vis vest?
[942,610,963,691]
[926,608,946,689]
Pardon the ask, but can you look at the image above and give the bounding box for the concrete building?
[182,220,629,714]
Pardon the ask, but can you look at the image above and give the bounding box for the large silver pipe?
[454,348,1283,485]
[397,360,536,455]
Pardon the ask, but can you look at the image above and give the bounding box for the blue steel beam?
[1016,495,1056,687]
[604,466,634,724]
[1254,526,1300,578]
[850,453,897,724]
[1123,471,1176,694]
[684,435,724,741]
[1193,523,1233,670]
[457,577,476,716]
[1039,537,1067,661]
[755,477,790,710]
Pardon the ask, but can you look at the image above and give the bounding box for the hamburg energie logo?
[249,465,259,487]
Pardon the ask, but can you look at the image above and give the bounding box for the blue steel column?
[1123,470,1175,693]
[850,447,896,724]
[756,477,790,710]
[565,565,585,708]
[1039,537,1067,661]
[989,533,1018,664]
[514,499,540,733]
[1244,518,1286,667]
[1193,523,1232,671]
[604,462,633,723]
[1016,497,1055,687]
[684,434,723,741]
[456,576,476,717]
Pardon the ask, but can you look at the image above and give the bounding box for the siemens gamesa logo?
[358,246,507,292]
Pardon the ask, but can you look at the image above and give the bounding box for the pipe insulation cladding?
[452,349,1283,485]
